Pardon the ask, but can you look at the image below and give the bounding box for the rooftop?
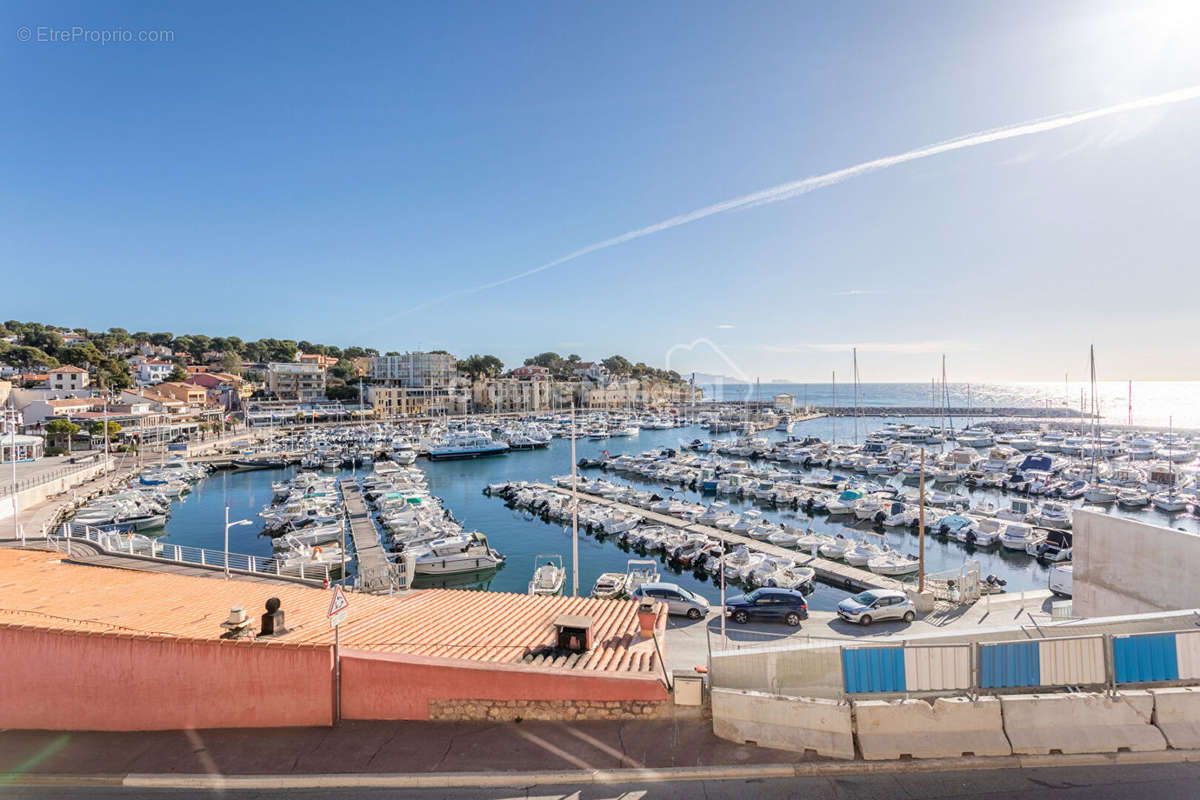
[47,366,87,374]
[0,550,663,674]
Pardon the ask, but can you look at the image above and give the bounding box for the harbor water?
[156,416,1200,612]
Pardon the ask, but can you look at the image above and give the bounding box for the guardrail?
[0,457,110,499]
[54,523,332,584]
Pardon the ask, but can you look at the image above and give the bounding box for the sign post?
[328,584,349,722]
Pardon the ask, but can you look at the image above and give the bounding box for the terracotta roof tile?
[0,550,663,674]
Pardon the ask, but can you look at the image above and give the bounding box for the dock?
[530,483,904,593]
[340,479,405,592]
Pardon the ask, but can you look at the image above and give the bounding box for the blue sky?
[4,0,1200,381]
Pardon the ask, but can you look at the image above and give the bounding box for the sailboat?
[1152,416,1188,512]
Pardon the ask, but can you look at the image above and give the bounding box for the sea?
[155,414,1200,613]
[700,382,1200,430]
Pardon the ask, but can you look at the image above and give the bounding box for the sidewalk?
[0,718,802,778]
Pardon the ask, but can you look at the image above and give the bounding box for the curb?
[5,748,1196,789]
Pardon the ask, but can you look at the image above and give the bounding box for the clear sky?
[4,1,1200,382]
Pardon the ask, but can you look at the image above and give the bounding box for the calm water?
[703,381,1200,429]
[157,416,1200,612]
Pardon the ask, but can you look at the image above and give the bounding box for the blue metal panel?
[1114,633,1179,684]
[979,641,1040,688]
[841,647,906,694]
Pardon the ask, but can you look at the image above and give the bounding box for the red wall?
[0,625,333,730]
[339,649,670,720]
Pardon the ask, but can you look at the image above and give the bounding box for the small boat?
[528,554,566,596]
[623,559,659,595]
[590,571,626,599]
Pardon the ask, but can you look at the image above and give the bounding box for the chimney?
[219,606,253,638]
[553,614,593,653]
[260,597,286,637]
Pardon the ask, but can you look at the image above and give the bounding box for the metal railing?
[0,457,111,499]
[54,523,332,584]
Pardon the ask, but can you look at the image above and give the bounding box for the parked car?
[723,588,808,626]
[837,589,915,625]
[632,582,710,620]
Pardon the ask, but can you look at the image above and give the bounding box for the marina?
[47,405,1200,612]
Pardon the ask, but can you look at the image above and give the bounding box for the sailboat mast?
[942,354,953,439]
[852,347,859,445]
[831,371,837,445]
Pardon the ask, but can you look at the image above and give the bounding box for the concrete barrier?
[711,688,854,760]
[853,696,1011,760]
[1000,691,1166,755]
[1151,687,1200,749]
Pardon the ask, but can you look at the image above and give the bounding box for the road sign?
[328,584,349,628]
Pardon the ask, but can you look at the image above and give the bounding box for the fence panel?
[979,640,1040,689]
[842,646,905,694]
[1114,633,1179,684]
[903,644,971,691]
[1038,636,1106,686]
[1176,630,1200,681]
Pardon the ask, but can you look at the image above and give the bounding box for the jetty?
[340,479,406,592]
[528,482,904,593]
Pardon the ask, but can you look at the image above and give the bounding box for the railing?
[54,523,332,584]
[0,456,112,499]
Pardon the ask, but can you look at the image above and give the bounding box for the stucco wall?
[1074,510,1200,618]
[0,625,333,730]
[340,649,670,721]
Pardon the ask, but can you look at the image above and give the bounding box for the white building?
[45,366,89,392]
[371,352,456,388]
[135,361,175,386]
[773,393,795,411]
[266,362,327,402]
[573,362,610,385]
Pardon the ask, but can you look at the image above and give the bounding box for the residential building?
[371,352,456,388]
[20,397,95,426]
[45,366,89,392]
[583,379,698,409]
[472,377,553,412]
[367,385,468,418]
[186,372,250,411]
[266,362,327,402]
[154,381,209,409]
[572,362,610,384]
[297,352,339,368]
[511,365,551,381]
[135,360,174,386]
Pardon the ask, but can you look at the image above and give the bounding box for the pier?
[529,483,904,593]
[340,479,406,592]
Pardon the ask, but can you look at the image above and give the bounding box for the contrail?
[406,84,1200,312]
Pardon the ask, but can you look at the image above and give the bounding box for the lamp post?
[224,505,253,578]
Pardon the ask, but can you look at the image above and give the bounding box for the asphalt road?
[7,763,1200,799]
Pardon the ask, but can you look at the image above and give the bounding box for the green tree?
[19,325,63,356]
[166,364,189,383]
[602,355,633,376]
[45,419,81,452]
[219,351,242,374]
[460,354,504,380]
[0,345,59,369]
[88,420,122,438]
[148,332,173,347]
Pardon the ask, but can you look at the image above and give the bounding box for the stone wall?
[429,698,669,721]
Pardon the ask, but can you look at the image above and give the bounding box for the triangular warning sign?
[327,584,349,618]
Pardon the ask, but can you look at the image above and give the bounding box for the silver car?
[633,582,710,620]
[837,589,916,625]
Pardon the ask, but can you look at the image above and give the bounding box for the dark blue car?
[724,588,809,626]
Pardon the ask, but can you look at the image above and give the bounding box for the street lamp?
[224,505,253,578]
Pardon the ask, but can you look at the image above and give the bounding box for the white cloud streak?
[407,84,1200,313]
[717,323,735,329]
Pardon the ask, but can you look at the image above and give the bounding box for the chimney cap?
[221,606,250,629]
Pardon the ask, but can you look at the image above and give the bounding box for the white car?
[837,589,916,625]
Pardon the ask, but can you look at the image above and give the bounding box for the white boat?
[623,559,659,595]
[1152,492,1190,513]
[867,551,920,576]
[528,554,565,596]
[844,540,885,567]
[591,572,626,599]
[427,432,510,461]
[411,532,504,574]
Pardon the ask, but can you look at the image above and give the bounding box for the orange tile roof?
[0,550,662,674]
[47,366,87,374]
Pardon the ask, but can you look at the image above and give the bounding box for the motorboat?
[590,571,626,599]
[411,532,504,574]
[427,432,510,461]
[867,551,919,576]
[623,559,659,595]
[528,554,566,596]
